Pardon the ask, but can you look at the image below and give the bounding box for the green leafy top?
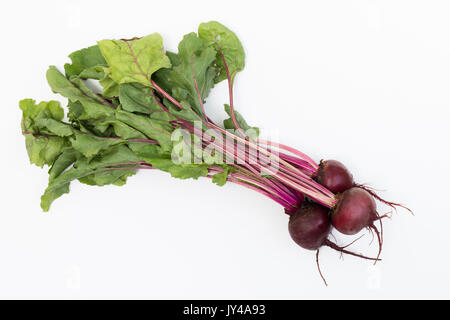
[198,21,245,83]
[20,99,72,168]
[98,34,171,87]
[159,32,218,116]
[19,21,257,212]
[64,45,108,79]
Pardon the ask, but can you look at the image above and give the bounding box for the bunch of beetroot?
[19,21,409,285]
[289,160,409,284]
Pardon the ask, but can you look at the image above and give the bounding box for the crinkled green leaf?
[24,134,69,168]
[34,118,73,137]
[168,101,203,124]
[64,45,107,79]
[20,99,71,167]
[166,51,180,66]
[20,99,72,137]
[127,142,162,161]
[40,179,70,212]
[93,143,141,164]
[148,158,209,180]
[198,21,245,83]
[150,111,177,122]
[69,77,111,105]
[76,116,116,136]
[70,131,122,158]
[115,110,173,152]
[46,66,115,120]
[49,148,79,180]
[163,33,218,115]
[67,101,83,121]
[119,83,162,114]
[41,145,140,211]
[100,119,147,140]
[79,169,136,187]
[99,70,120,98]
[20,99,64,121]
[97,34,171,87]
[78,66,106,80]
[212,167,229,186]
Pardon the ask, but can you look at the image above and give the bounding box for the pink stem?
[214,41,246,137]
[151,80,182,109]
[191,122,334,206]
[279,153,316,175]
[207,166,295,208]
[257,139,319,171]
[227,177,293,209]
[149,76,336,207]
[190,54,210,124]
[277,163,335,198]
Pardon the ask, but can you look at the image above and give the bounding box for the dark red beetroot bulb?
[331,187,376,235]
[317,160,354,194]
[289,201,380,285]
[288,203,331,250]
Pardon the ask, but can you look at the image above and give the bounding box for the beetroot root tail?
[368,216,383,265]
[316,249,328,287]
[341,234,365,249]
[355,184,413,215]
[373,212,392,221]
[323,239,381,262]
[368,227,375,245]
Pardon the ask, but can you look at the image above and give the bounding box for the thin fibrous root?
[323,239,381,262]
[341,234,365,249]
[355,184,413,215]
[373,211,393,221]
[316,249,328,287]
[336,235,366,260]
[329,232,338,243]
[368,227,375,245]
[368,214,383,265]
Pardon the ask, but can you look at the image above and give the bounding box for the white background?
[1,0,449,299]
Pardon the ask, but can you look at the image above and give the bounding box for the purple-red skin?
[288,203,331,250]
[317,160,354,194]
[331,187,377,235]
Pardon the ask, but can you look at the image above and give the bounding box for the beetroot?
[316,160,354,194]
[331,187,383,260]
[289,201,382,260]
[331,188,376,235]
[316,160,410,214]
[289,202,381,285]
[289,203,331,250]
